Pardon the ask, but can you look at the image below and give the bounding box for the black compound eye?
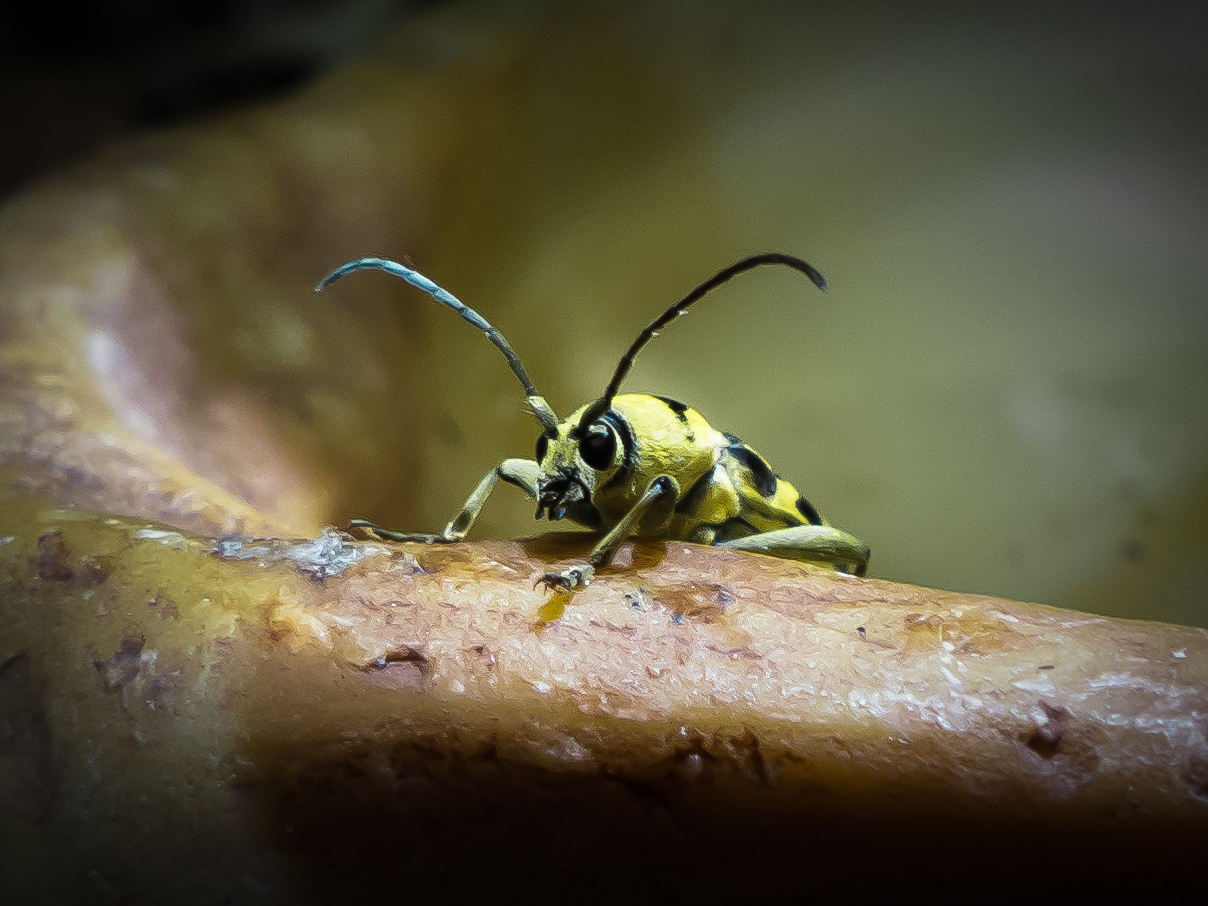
[535,434,549,463]
[578,424,616,471]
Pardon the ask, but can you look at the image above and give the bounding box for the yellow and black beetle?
[316,252,870,589]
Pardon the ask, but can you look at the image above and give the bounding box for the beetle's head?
[533,409,626,521]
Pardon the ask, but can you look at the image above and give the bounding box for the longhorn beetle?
[316,253,870,590]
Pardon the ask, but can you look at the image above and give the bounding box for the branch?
[2,518,1205,900]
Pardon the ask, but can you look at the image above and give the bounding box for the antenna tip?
[314,265,348,293]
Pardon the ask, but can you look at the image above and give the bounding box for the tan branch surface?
[2,510,1205,900]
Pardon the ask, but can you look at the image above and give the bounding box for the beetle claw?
[535,564,594,592]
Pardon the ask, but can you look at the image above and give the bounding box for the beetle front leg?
[538,475,679,591]
[716,525,870,577]
[349,458,543,543]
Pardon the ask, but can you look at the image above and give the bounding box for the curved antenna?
[575,252,828,432]
[316,257,559,434]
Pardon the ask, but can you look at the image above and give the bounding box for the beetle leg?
[539,475,679,591]
[348,458,543,542]
[716,525,870,577]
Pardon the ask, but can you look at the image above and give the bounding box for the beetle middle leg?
[349,458,543,542]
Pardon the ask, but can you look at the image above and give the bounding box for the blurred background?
[3,0,1206,625]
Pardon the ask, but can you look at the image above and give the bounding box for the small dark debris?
[37,531,108,588]
[1023,700,1070,759]
[93,635,145,693]
[471,645,496,668]
[1038,664,1054,670]
[147,595,180,620]
[1024,727,1063,758]
[713,586,736,609]
[857,626,867,639]
[653,582,732,624]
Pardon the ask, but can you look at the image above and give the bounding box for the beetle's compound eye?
[578,423,616,471]
[535,434,549,464]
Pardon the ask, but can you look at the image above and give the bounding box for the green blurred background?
[5,0,1206,625]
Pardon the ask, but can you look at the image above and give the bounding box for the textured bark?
[1,515,1205,902]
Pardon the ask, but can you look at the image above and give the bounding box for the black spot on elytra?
[675,465,720,514]
[795,494,822,525]
[726,445,778,498]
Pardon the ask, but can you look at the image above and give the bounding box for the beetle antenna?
[576,252,827,432]
[317,257,560,434]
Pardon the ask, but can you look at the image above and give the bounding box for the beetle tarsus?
[536,564,594,592]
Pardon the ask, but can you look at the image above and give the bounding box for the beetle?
[316,252,870,589]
